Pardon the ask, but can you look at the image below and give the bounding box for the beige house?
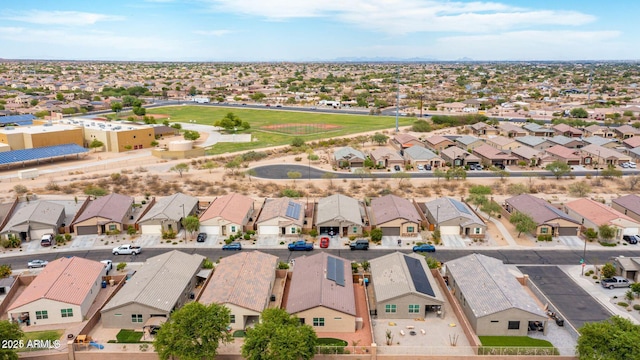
[369,252,444,319]
[612,195,640,223]
[255,197,305,236]
[424,135,454,152]
[286,252,356,333]
[71,193,134,235]
[564,198,640,242]
[136,193,199,235]
[446,254,547,336]
[198,251,277,330]
[504,194,581,237]
[8,257,105,326]
[369,195,422,237]
[199,193,254,236]
[101,251,204,329]
[485,136,521,150]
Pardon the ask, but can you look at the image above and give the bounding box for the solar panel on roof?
[404,255,435,297]
[285,201,301,219]
[450,199,471,215]
[327,256,336,282]
[0,144,87,165]
[335,258,345,287]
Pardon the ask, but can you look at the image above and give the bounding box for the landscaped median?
[478,336,559,356]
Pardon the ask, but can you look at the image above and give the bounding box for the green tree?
[291,137,305,147]
[111,102,123,114]
[568,181,592,197]
[183,130,201,141]
[89,139,104,152]
[469,185,492,196]
[433,168,445,183]
[364,157,375,168]
[245,169,257,182]
[225,156,243,175]
[30,99,39,107]
[481,201,502,220]
[214,112,243,132]
[602,263,617,278]
[601,164,623,179]
[250,92,267,102]
[56,92,64,101]
[370,228,383,242]
[182,215,200,239]
[545,161,571,179]
[0,264,11,278]
[154,302,232,360]
[468,194,488,211]
[202,161,219,173]
[188,86,197,96]
[132,106,146,116]
[577,316,640,360]
[0,320,23,360]
[570,107,589,118]
[509,212,537,237]
[170,163,189,178]
[411,120,432,132]
[598,224,616,242]
[391,171,410,185]
[371,132,389,145]
[242,308,317,360]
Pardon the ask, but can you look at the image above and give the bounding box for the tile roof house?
[613,256,640,282]
[469,122,499,136]
[199,193,254,236]
[472,144,518,166]
[334,147,365,168]
[581,144,631,165]
[71,193,134,235]
[368,147,404,169]
[614,125,639,139]
[582,136,618,149]
[584,125,615,138]
[369,252,444,319]
[547,135,584,149]
[0,201,65,242]
[424,135,454,152]
[255,197,305,236]
[390,133,424,150]
[484,136,520,150]
[629,147,640,161]
[369,195,422,237]
[422,197,486,239]
[544,145,583,165]
[101,250,204,328]
[564,198,640,242]
[552,123,583,138]
[286,252,356,332]
[316,194,365,237]
[440,146,481,167]
[515,136,554,150]
[504,194,580,237]
[622,136,640,149]
[446,254,547,336]
[137,193,199,234]
[403,146,443,167]
[523,124,555,137]
[498,123,528,138]
[198,251,278,330]
[612,194,640,223]
[511,146,545,167]
[8,257,105,326]
[455,135,486,150]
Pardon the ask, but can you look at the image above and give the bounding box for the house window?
[313,318,325,327]
[474,228,481,234]
[407,226,415,233]
[36,311,48,320]
[109,224,117,231]
[132,314,143,323]
[230,315,235,324]
[353,227,358,233]
[290,227,296,234]
[508,321,520,330]
[408,305,420,314]
[540,227,548,234]
[385,304,397,313]
[231,226,236,233]
[61,308,73,318]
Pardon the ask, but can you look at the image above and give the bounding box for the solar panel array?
[0,144,88,165]
[450,199,471,215]
[404,255,435,296]
[285,201,302,219]
[327,256,345,287]
[0,114,35,125]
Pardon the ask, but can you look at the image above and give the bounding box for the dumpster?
[101,280,107,288]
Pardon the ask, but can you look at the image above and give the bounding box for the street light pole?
[436,205,440,230]
[180,204,186,241]
[596,150,601,178]
[581,236,587,275]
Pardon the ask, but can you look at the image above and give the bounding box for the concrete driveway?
[441,235,467,248]
[557,236,585,248]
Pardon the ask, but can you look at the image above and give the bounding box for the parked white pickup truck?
[601,276,632,289]
[112,244,142,255]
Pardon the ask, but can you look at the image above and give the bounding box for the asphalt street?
[251,164,640,180]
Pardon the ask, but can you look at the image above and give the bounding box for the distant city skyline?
[1,1,638,62]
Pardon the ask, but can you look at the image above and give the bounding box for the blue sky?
[0,0,637,61]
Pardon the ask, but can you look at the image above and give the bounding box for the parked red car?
[319,237,330,248]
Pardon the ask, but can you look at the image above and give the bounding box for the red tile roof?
[199,193,253,224]
[565,198,639,226]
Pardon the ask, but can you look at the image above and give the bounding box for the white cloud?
[204,0,595,34]
[4,10,124,26]
[194,29,233,36]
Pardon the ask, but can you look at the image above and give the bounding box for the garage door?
[30,228,53,240]
[76,226,97,235]
[439,226,459,235]
[200,226,220,235]
[558,227,578,236]
[140,224,162,234]
[381,227,400,236]
[319,227,339,235]
[623,228,639,236]
[260,225,279,235]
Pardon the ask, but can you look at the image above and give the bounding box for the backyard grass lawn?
[479,336,554,347]
[115,329,144,343]
[317,338,348,346]
[19,330,62,351]
[148,106,412,154]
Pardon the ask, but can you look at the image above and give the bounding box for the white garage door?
[260,225,279,235]
[140,225,163,234]
[30,228,53,240]
[200,226,220,235]
[439,226,459,235]
[623,228,639,236]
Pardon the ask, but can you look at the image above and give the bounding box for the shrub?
[224,238,233,244]
[277,261,290,269]
[617,302,629,307]
[370,228,383,242]
[64,233,72,242]
[117,262,127,271]
[633,304,640,311]
[243,234,251,240]
[162,230,176,239]
[280,188,302,198]
[537,235,553,241]
[309,229,318,237]
[202,258,214,269]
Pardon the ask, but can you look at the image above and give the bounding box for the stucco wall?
[295,306,355,333]
[9,299,82,326]
[375,293,443,320]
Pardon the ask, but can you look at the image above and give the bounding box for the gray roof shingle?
[370,252,444,303]
[316,194,363,227]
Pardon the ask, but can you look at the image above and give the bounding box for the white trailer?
[18,169,39,179]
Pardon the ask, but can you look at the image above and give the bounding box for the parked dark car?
[349,239,369,250]
[394,165,401,171]
[412,244,436,253]
[425,164,432,171]
[288,240,314,251]
[623,235,638,244]
[196,233,207,242]
[222,242,242,250]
